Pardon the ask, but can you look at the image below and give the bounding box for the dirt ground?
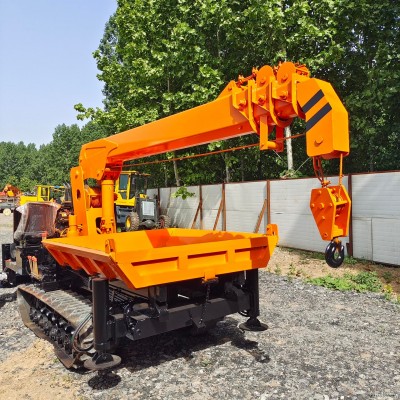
[267,246,400,296]
[0,212,399,399]
[0,339,79,400]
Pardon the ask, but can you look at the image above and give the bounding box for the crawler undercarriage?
[17,267,264,370]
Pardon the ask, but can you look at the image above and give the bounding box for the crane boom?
[69,62,349,242]
[78,62,348,181]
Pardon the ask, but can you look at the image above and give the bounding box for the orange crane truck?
[3,62,350,370]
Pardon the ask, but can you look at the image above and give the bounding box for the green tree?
[335,0,400,172]
[77,0,400,184]
[0,141,39,191]
[37,122,108,186]
[75,0,291,183]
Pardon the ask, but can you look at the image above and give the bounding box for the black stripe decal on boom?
[301,89,324,113]
[306,103,332,132]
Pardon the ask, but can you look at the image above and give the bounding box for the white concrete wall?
[270,176,349,253]
[151,171,400,266]
[158,186,200,228]
[225,181,267,233]
[201,184,223,230]
[352,172,400,265]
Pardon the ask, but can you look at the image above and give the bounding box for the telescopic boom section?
[70,62,350,239]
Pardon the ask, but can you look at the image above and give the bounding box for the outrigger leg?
[84,278,121,371]
[239,269,268,332]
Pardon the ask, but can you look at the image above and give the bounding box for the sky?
[0,0,117,146]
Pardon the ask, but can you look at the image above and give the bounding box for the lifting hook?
[325,239,345,268]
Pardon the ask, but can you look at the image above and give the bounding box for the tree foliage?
[0,142,39,191]
[0,121,107,192]
[2,0,398,192]
[75,0,399,184]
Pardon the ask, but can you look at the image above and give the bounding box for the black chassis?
[87,268,265,369]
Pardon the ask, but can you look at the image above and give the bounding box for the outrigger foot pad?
[84,352,121,371]
[239,317,268,332]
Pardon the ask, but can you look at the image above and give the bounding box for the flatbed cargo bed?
[43,227,278,289]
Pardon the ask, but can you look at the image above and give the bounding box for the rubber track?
[17,284,92,368]
[18,285,92,328]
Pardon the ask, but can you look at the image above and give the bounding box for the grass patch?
[288,264,296,277]
[300,250,367,267]
[270,247,400,299]
[382,271,393,283]
[343,256,358,265]
[307,271,383,293]
[274,265,282,275]
[299,250,325,261]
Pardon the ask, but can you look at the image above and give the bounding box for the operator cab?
[117,171,148,201]
[114,171,170,231]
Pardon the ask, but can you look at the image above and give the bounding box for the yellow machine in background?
[114,170,171,231]
[19,185,61,205]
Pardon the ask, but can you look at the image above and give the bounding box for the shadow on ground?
[87,317,270,390]
[0,290,16,310]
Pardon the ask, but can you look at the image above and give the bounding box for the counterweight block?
[310,185,351,241]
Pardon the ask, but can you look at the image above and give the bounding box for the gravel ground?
[0,213,399,400]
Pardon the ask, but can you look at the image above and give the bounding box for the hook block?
[310,185,351,241]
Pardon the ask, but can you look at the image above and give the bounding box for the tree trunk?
[222,154,231,183]
[163,163,168,187]
[225,163,230,183]
[285,126,294,171]
[172,152,181,186]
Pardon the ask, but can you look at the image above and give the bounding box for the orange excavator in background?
[3,62,350,370]
[0,184,20,215]
[1,183,20,197]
